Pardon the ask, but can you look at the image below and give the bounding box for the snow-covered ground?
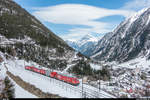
[9,77,37,98]
[0,62,37,98]
[1,60,80,98]
[0,58,115,98]
[90,63,102,70]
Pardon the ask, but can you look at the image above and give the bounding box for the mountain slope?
[91,7,150,63]
[0,0,89,72]
[0,0,70,49]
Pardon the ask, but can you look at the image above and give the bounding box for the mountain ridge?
[90,7,150,63]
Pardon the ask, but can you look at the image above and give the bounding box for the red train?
[25,66,80,86]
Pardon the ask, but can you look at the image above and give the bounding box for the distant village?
[89,65,150,98]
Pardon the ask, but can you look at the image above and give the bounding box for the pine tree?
[1,76,15,98]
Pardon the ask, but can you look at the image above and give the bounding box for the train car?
[25,66,80,86]
[25,66,32,70]
[32,67,39,72]
[66,77,72,83]
[40,69,46,75]
[62,76,67,82]
[71,78,80,86]
[55,74,64,81]
[25,66,46,75]
[50,72,57,78]
[63,75,79,86]
[50,72,80,86]
[25,66,36,71]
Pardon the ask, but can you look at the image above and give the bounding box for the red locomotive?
[25,66,80,86]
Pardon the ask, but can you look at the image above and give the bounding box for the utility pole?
[14,45,16,68]
[33,45,36,64]
[146,80,148,100]
[99,72,100,90]
[23,44,25,67]
[21,44,24,67]
[82,74,83,98]
[81,62,84,98]
[99,71,101,98]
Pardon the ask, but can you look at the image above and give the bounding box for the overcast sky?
[14,0,150,41]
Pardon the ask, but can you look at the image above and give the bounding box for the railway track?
[24,68,115,98]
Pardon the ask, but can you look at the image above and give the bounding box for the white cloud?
[33,4,134,25]
[32,4,135,40]
[121,0,150,11]
[60,28,93,40]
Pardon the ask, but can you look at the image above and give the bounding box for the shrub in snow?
[1,76,15,98]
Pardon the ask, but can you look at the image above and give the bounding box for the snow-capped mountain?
[77,34,98,47]
[66,34,98,56]
[91,7,150,63]
[65,40,79,51]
